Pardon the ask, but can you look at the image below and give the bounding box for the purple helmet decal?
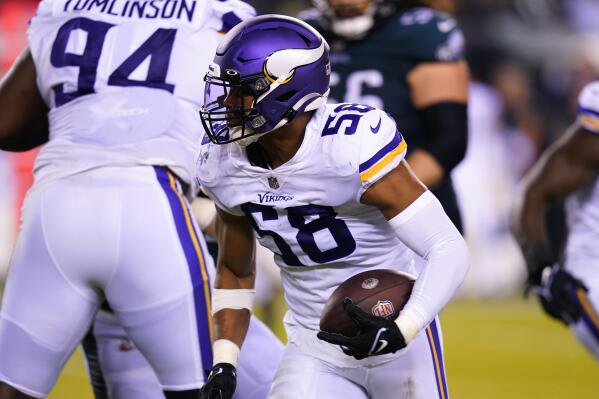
[199,14,331,145]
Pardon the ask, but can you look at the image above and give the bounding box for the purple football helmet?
[199,14,331,146]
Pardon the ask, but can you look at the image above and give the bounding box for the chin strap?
[234,89,329,147]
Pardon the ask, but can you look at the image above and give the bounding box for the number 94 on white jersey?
[27,0,255,184]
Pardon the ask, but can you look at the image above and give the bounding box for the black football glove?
[535,264,588,325]
[200,363,237,399]
[317,298,406,360]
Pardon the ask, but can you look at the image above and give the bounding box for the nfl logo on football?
[371,300,395,318]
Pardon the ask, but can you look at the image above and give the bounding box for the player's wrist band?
[212,288,256,314]
[213,339,240,367]
[395,314,420,344]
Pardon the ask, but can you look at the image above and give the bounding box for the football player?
[0,1,273,398]
[513,81,599,361]
[300,0,469,232]
[197,15,469,399]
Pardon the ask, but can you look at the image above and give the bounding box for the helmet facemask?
[200,64,271,146]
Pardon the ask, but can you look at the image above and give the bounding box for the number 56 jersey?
[198,103,417,333]
[28,0,255,185]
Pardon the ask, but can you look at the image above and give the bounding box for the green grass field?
[45,297,598,398]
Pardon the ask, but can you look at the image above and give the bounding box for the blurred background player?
[513,81,599,361]
[300,0,469,232]
[0,0,263,398]
[197,15,468,399]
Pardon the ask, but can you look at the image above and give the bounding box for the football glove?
[200,363,237,399]
[317,298,406,360]
[535,264,588,325]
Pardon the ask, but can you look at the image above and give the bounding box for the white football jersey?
[198,103,417,365]
[28,0,255,185]
[566,81,599,280]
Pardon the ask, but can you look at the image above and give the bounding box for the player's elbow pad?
[389,191,469,338]
[418,102,468,172]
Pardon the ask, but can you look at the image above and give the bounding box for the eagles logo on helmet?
[199,15,331,146]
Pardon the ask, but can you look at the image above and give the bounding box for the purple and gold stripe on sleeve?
[578,106,599,132]
[359,130,407,182]
[154,167,214,377]
[576,288,599,342]
[426,319,449,399]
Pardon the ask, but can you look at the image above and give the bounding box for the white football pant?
[0,166,213,397]
[269,318,449,399]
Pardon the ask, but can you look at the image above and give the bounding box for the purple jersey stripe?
[358,130,403,173]
[578,106,599,119]
[426,319,449,399]
[154,166,213,378]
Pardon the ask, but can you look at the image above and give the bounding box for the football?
[319,269,415,337]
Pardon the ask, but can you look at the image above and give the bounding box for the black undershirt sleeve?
[417,102,468,172]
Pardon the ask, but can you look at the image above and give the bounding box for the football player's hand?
[200,363,237,399]
[535,265,588,325]
[520,241,553,295]
[317,298,406,360]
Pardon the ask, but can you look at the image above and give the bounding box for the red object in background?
[0,0,41,232]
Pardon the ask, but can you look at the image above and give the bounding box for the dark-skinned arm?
[513,123,599,283]
[201,209,256,399]
[0,48,49,152]
[213,209,256,348]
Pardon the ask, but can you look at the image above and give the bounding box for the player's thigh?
[269,342,368,399]
[0,189,99,397]
[366,318,449,399]
[106,169,214,390]
[88,310,164,399]
[235,316,284,399]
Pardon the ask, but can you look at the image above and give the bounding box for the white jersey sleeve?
[210,0,256,32]
[577,81,599,134]
[355,108,407,196]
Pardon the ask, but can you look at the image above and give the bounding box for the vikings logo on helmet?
[371,300,395,318]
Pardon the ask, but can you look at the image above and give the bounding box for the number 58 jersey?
[28,0,255,185]
[198,103,417,333]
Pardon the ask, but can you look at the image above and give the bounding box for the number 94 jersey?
[28,0,255,185]
[198,103,417,332]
